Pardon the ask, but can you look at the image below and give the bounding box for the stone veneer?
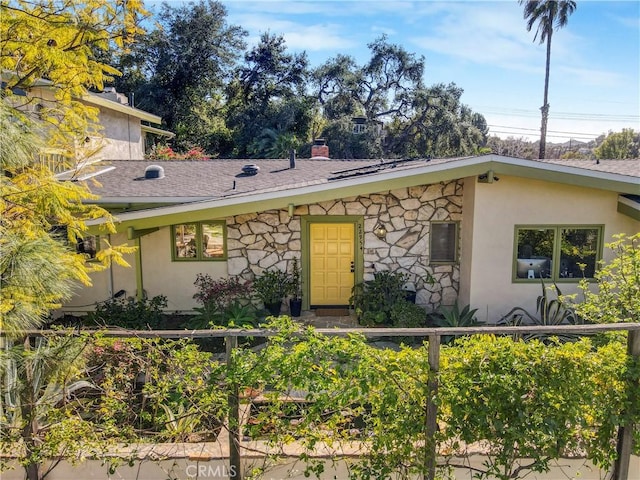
[226,180,463,311]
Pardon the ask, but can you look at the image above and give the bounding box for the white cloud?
[407,3,543,72]
[556,65,627,88]
[229,13,356,52]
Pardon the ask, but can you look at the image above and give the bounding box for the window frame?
[512,224,603,283]
[171,221,227,262]
[429,221,459,264]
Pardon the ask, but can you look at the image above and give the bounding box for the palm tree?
[520,0,577,159]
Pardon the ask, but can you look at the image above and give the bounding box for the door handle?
[350,261,355,273]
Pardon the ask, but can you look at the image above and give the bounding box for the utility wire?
[477,106,639,123]
[487,124,601,136]
[489,130,597,141]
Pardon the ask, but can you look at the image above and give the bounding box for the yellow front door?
[309,223,355,306]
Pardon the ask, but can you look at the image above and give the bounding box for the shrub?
[350,271,409,326]
[574,232,640,324]
[85,295,167,330]
[428,302,482,344]
[193,274,252,310]
[253,269,290,306]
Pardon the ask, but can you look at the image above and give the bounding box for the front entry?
[308,222,356,306]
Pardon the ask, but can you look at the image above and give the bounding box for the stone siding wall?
[226,180,463,311]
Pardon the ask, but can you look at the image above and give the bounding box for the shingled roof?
[70,156,639,206]
[78,157,466,203]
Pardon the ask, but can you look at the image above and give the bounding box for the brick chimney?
[311,138,329,159]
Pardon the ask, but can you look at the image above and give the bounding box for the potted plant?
[287,257,303,317]
[253,268,289,316]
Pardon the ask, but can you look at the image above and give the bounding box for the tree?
[385,83,488,158]
[112,0,246,153]
[520,0,577,159]
[313,37,487,159]
[0,103,129,336]
[226,33,313,158]
[487,135,537,159]
[1,0,139,333]
[573,233,640,324]
[1,0,149,161]
[594,129,640,159]
[0,335,101,480]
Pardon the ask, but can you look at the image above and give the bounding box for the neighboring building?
[61,154,639,323]
[82,87,174,161]
[2,76,172,164]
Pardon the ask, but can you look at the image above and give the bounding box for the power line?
[487,124,601,137]
[489,130,598,141]
[476,106,640,123]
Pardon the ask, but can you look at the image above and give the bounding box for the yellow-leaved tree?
[1,0,146,335]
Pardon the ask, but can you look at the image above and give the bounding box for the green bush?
[85,295,168,330]
[350,271,410,326]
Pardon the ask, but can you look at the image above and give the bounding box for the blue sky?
[159,1,640,143]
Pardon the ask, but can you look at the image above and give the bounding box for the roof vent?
[144,165,165,179]
[241,164,260,176]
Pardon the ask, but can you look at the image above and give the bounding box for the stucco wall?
[139,227,228,310]
[61,233,137,314]
[22,87,144,161]
[465,175,639,323]
[97,109,144,160]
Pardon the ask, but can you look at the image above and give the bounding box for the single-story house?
[61,152,640,323]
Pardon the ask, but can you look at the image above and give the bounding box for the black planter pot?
[265,301,282,316]
[404,291,417,304]
[289,298,302,317]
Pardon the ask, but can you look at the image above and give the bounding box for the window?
[514,225,602,281]
[172,222,226,261]
[77,235,99,260]
[352,123,366,134]
[430,222,458,263]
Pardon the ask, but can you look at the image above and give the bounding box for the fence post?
[225,335,242,480]
[613,329,640,480]
[425,334,440,480]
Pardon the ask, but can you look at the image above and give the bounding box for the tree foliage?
[111,0,246,153]
[0,104,122,335]
[594,129,640,159]
[111,11,487,159]
[0,334,105,480]
[1,0,139,335]
[1,0,148,156]
[573,233,640,324]
[226,32,313,158]
[312,37,487,159]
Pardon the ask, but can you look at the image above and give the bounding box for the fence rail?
[4,322,639,480]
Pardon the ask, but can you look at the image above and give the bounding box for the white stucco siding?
[465,175,639,323]
[139,227,228,311]
[98,109,144,160]
[60,233,137,315]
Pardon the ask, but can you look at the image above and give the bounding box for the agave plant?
[427,302,483,344]
[499,279,582,341]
